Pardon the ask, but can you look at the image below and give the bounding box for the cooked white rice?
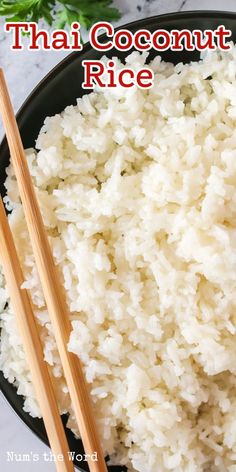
[1,47,236,472]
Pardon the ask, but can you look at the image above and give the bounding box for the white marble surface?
[0,0,236,470]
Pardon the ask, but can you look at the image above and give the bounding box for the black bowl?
[1,10,236,472]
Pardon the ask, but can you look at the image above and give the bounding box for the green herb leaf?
[0,0,121,33]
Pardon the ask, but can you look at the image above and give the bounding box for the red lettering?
[28,23,50,50]
[214,25,231,50]
[82,60,105,88]
[171,29,194,51]
[118,69,135,88]
[106,61,116,87]
[51,31,70,50]
[4,22,29,50]
[136,68,154,88]
[89,22,113,51]
[193,30,216,51]
[70,22,83,50]
[134,30,151,51]
[152,30,171,51]
[114,29,133,51]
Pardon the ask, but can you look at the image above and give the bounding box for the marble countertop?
[0,0,236,470]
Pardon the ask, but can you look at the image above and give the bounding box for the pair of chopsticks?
[0,70,108,472]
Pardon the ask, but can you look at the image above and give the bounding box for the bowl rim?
[3,10,236,135]
[1,8,236,470]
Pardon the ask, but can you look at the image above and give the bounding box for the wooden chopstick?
[0,69,107,472]
[0,197,74,472]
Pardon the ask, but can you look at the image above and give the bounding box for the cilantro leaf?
[0,0,121,32]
